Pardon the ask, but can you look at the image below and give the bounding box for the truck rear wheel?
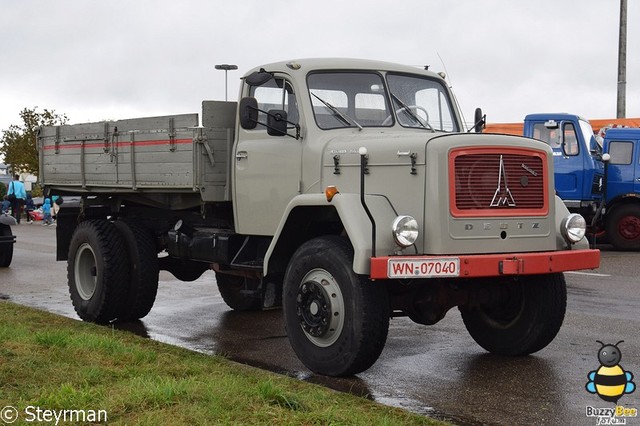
[459,273,566,355]
[114,221,159,320]
[215,272,262,311]
[283,236,389,376]
[0,225,13,267]
[605,204,640,251]
[67,220,130,323]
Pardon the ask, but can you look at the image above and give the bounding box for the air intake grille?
[591,174,604,195]
[452,150,547,216]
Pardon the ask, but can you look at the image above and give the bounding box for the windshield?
[307,71,458,131]
[579,119,601,152]
[308,72,391,129]
[386,73,458,132]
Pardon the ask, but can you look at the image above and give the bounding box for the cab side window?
[608,141,633,165]
[250,78,299,128]
[562,123,579,156]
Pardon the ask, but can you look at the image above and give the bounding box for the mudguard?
[264,193,399,275]
[554,195,589,249]
[0,214,17,226]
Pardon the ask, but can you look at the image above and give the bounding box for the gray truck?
[39,58,600,376]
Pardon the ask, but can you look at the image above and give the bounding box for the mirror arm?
[249,106,300,140]
[467,114,486,133]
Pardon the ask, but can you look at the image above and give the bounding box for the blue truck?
[521,113,640,250]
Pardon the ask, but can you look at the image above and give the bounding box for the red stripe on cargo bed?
[42,138,193,150]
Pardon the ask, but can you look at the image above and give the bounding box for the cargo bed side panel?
[40,114,199,192]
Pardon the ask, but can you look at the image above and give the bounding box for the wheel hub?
[618,215,640,240]
[296,280,331,337]
[75,243,98,300]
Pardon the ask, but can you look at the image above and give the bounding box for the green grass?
[0,301,447,425]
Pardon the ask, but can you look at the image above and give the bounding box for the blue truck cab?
[524,113,604,208]
[600,127,640,249]
[523,113,640,250]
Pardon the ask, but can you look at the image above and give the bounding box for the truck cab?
[523,113,604,213]
[600,127,640,248]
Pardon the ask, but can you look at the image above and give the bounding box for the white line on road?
[565,271,612,277]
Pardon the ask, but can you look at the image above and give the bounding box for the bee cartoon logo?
[586,340,636,403]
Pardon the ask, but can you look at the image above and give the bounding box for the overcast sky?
[1,0,638,134]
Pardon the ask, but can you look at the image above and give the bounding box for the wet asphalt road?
[1,223,639,425]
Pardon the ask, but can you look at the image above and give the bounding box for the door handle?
[235,151,248,160]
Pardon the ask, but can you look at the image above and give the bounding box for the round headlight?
[561,213,587,244]
[392,215,419,247]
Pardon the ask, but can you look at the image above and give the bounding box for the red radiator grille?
[450,148,548,217]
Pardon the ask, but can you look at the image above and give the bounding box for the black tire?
[0,225,13,268]
[605,204,640,251]
[114,221,159,321]
[215,272,262,311]
[459,273,566,355]
[67,220,130,323]
[283,236,389,376]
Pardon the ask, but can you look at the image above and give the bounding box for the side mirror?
[267,110,288,137]
[239,97,258,129]
[473,108,485,133]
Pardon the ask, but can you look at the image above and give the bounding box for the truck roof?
[602,127,640,139]
[524,113,587,122]
[244,58,444,80]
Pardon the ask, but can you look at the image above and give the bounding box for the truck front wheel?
[67,220,130,323]
[283,236,389,376]
[605,204,640,251]
[459,273,566,355]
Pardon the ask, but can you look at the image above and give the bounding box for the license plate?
[388,258,460,278]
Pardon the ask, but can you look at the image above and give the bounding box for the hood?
[321,130,557,255]
[322,130,438,186]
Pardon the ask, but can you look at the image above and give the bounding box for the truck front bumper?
[370,249,600,280]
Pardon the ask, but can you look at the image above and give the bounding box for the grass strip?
[0,301,447,425]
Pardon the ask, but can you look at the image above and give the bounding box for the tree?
[0,107,68,175]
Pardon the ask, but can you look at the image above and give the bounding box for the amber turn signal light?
[325,185,339,202]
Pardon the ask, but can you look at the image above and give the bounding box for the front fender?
[264,193,400,276]
[554,195,589,249]
[0,214,17,226]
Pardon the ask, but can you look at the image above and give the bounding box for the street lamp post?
[215,64,238,101]
[617,0,627,118]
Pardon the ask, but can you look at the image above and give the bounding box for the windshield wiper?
[311,92,363,131]
[390,93,434,132]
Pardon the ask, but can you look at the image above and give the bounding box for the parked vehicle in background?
[39,59,599,376]
[0,214,16,267]
[503,113,640,250]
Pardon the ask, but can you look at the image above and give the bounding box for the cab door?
[532,121,583,201]
[605,139,635,201]
[233,75,302,236]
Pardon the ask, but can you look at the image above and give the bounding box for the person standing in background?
[42,198,53,226]
[7,174,26,224]
[24,193,36,223]
[1,195,11,214]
